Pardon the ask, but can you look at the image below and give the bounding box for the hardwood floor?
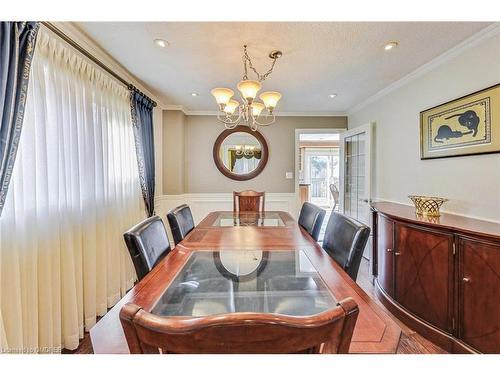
[64,258,447,354]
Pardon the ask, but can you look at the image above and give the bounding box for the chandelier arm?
[252,114,276,127]
[216,110,242,127]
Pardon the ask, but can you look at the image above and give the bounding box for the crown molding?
[164,104,187,111]
[348,22,500,115]
[163,106,347,117]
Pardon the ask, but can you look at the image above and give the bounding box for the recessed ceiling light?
[154,39,169,48]
[384,41,399,51]
[329,94,337,98]
[191,92,199,97]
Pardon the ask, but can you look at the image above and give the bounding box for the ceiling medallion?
[211,45,282,131]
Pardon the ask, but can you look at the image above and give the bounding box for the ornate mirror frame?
[213,126,269,181]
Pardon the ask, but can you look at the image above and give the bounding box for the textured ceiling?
[76,22,491,113]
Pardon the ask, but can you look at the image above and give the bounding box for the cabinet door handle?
[387,248,392,252]
[462,277,470,283]
[394,252,401,256]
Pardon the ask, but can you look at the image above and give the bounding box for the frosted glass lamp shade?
[224,99,240,115]
[211,88,234,108]
[251,102,265,117]
[237,80,262,103]
[259,91,281,112]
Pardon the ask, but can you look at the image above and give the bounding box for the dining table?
[90,210,402,354]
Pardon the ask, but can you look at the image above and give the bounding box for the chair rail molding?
[155,193,299,226]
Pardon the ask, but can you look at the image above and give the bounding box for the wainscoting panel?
[155,193,300,244]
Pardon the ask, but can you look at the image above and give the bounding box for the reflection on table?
[151,250,337,317]
[212,212,285,227]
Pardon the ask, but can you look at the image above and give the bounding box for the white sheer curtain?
[0,28,144,352]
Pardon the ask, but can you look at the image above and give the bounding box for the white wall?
[349,29,500,222]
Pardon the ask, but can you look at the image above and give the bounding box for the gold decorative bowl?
[408,195,448,217]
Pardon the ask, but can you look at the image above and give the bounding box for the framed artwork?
[420,83,500,159]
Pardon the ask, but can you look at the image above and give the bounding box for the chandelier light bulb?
[259,91,282,113]
[211,88,234,109]
[237,80,262,104]
[251,102,265,117]
[223,99,240,115]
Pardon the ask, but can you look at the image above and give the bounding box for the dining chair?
[167,204,195,246]
[119,297,359,354]
[321,212,370,281]
[233,190,265,212]
[123,216,171,281]
[298,202,326,241]
[329,183,340,212]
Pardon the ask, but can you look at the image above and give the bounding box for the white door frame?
[294,128,346,217]
[339,123,373,216]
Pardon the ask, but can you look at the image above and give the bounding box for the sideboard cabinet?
[371,202,500,354]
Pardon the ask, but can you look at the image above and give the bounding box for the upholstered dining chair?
[119,297,359,354]
[123,216,172,281]
[233,190,265,212]
[321,212,370,281]
[167,204,195,246]
[298,202,326,241]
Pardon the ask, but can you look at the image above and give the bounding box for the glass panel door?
[340,124,372,259]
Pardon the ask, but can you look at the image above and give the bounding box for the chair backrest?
[329,184,340,211]
[233,190,265,212]
[123,216,171,281]
[298,202,326,241]
[167,204,195,246]
[322,212,370,281]
[120,298,359,354]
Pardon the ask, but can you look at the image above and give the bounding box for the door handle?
[394,252,401,256]
[387,248,392,252]
[462,277,470,283]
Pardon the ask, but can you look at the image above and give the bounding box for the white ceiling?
[76,22,491,114]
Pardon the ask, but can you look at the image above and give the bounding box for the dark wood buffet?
[371,202,500,353]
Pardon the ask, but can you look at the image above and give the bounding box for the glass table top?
[151,250,337,317]
[212,212,285,227]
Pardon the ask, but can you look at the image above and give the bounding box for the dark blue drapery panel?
[130,89,155,217]
[0,21,40,215]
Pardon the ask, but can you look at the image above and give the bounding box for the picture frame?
[420,83,500,160]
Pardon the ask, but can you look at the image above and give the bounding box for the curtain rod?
[41,22,157,107]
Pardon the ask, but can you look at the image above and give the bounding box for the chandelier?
[211,45,282,131]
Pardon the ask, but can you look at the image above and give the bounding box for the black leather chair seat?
[321,212,370,281]
[167,204,195,246]
[124,216,171,281]
[298,202,326,241]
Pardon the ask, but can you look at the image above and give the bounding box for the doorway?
[295,129,345,241]
[303,148,339,209]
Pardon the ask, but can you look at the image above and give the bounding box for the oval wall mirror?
[213,126,269,181]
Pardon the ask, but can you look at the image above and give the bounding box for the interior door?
[339,123,372,259]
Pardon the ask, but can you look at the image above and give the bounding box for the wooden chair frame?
[120,298,359,354]
[233,190,265,212]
